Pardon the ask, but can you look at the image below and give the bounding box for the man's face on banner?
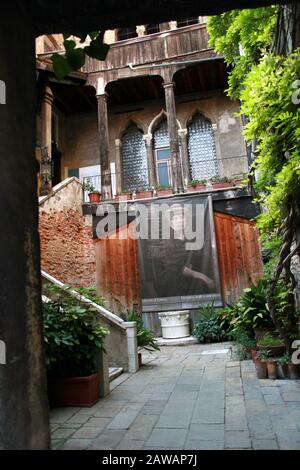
[168,205,186,236]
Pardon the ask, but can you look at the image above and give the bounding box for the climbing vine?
[208,8,300,349]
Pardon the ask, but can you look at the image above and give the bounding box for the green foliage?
[192,304,226,343]
[126,310,160,352]
[277,353,290,365]
[208,7,300,348]
[207,7,278,98]
[74,286,106,306]
[82,178,95,193]
[43,294,108,377]
[219,278,297,340]
[192,317,226,344]
[257,333,284,346]
[190,179,207,187]
[219,280,273,334]
[229,326,256,349]
[52,33,109,80]
[240,51,300,240]
[257,349,272,361]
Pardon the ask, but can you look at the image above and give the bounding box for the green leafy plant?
[192,317,226,344]
[257,333,284,347]
[52,33,109,80]
[190,179,207,188]
[219,280,273,335]
[207,7,278,99]
[74,286,106,307]
[229,326,256,349]
[82,178,97,193]
[210,176,230,183]
[257,349,272,361]
[208,7,300,353]
[126,310,160,352]
[277,353,290,365]
[43,295,108,378]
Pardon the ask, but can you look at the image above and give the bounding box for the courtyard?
[50,343,300,450]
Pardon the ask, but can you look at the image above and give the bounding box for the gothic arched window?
[121,124,148,191]
[187,113,218,180]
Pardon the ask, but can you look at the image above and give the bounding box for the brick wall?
[39,178,96,287]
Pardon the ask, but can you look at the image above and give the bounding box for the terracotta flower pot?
[136,191,152,199]
[88,192,101,203]
[288,363,299,380]
[251,348,258,362]
[47,373,99,407]
[255,360,267,379]
[157,189,173,197]
[277,364,289,379]
[116,194,129,202]
[187,184,206,192]
[266,360,277,380]
[212,182,232,190]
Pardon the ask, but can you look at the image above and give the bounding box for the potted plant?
[288,360,299,379]
[126,310,160,366]
[115,189,130,202]
[210,176,233,189]
[43,289,108,407]
[187,179,207,192]
[277,353,289,379]
[82,178,101,203]
[255,349,270,379]
[266,358,277,380]
[136,187,153,199]
[155,184,173,197]
[257,333,286,357]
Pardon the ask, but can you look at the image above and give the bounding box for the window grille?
[146,24,160,35]
[117,27,138,41]
[121,125,149,191]
[153,118,170,149]
[176,18,199,28]
[187,113,218,180]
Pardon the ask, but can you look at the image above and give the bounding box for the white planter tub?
[158,311,190,339]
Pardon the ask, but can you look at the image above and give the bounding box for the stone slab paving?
[50,342,300,450]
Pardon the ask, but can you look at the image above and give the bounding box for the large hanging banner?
[137,195,222,312]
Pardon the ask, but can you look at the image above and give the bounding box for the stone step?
[109,367,123,382]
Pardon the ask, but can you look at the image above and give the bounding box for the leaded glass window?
[121,125,149,191]
[153,118,170,148]
[187,113,218,180]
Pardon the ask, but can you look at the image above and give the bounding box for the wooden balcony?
[83,23,213,74]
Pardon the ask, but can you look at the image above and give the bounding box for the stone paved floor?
[50,343,300,450]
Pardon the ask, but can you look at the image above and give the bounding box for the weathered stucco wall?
[61,92,247,181]
[39,178,96,286]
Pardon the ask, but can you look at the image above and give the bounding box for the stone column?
[123,322,138,373]
[115,139,122,195]
[0,2,50,449]
[96,88,112,200]
[40,84,54,194]
[163,81,184,193]
[136,25,146,37]
[143,133,156,188]
[178,128,190,186]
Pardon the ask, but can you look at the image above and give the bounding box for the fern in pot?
[126,310,160,366]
